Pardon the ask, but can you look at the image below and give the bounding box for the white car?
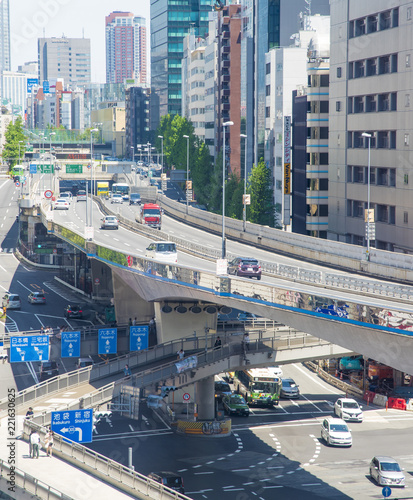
[321,417,352,447]
[145,241,178,263]
[59,192,72,204]
[54,198,70,210]
[369,456,405,487]
[334,398,363,422]
[111,194,123,204]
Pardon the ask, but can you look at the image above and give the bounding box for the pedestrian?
[25,407,34,419]
[31,430,40,459]
[124,364,131,377]
[214,336,222,349]
[44,429,54,457]
[40,326,44,334]
[243,333,250,351]
[177,348,185,360]
[28,430,34,457]
[132,317,137,326]
[128,318,132,326]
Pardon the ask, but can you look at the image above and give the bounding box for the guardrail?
[21,420,192,500]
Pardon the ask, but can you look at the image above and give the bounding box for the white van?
[145,241,178,264]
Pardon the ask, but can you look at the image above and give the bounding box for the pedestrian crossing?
[0,247,15,253]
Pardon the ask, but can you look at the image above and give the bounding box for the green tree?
[248,158,275,227]
[191,140,213,207]
[2,117,26,168]
[227,174,243,220]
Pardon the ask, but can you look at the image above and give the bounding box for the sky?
[10,0,151,83]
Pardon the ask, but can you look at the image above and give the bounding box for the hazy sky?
[10,0,150,82]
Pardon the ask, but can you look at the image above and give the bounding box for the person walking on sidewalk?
[44,429,54,457]
[31,430,40,459]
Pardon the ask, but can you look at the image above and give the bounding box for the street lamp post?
[183,135,189,213]
[222,121,234,259]
[362,132,372,260]
[240,133,247,232]
[158,135,164,191]
[147,142,151,164]
[89,128,99,233]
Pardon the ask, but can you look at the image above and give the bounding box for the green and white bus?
[237,367,282,407]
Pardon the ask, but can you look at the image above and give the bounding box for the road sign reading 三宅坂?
[61,331,81,358]
[129,325,149,352]
[10,335,49,363]
[98,328,117,355]
[51,409,93,444]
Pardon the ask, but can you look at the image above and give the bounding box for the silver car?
[100,216,119,229]
[280,378,300,398]
[370,456,405,487]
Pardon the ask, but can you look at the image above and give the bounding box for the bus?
[236,367,282,407]
[11,165,25,180]
[111,183,130,200]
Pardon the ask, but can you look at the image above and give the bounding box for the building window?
[320,101,329,113]
[337,66,342,78]
[406,94,410,107]
[379,55,390,74]
[408,7,412,20]
[378,131,389,148]
[354,96,364,113]
[391,92,397,111]
[265,107,270,118]
[378,93,389,111]
[266,62,271,74]
[366,95,377,112]
[404,174,409,184]
[367,14,378,33]
[348,62,354,79]
[405,133,410,146]
[390,130,396,149]
[380,10,391,30]
[266,85,271,96]
[366,58,377,76]
[391,54,398,73]
[355,60,365,78]
[355,18,366,36]
[404,211,408,224]
[393,7,399,27]
[336,101,341,112]
[349,20,354,38]
[406,54,411,68]
[320,74,329,86]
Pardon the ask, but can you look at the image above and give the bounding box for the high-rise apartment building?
[150,0,215,130]
[0,0,10,71]
[38,37,91,87]
[105,12,147,85]
[329,0,408,252]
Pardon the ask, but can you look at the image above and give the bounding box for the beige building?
[329,0,411,252]
[91,103,126,158]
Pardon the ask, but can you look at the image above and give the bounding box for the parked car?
[54,198,70,210]
[129,193,141,205]
[40,361,59,381]
[64,304,83,318]
[222,394,250,416]
[148,472,184,494]
[334,398,363,422]
[369,456,405,487]
[321,417,352,447]
[2,293,21,310]
[214,380,232,400]
[111,194,123,204]
[76,356,94,369]
[280,378,300,398]
[77,190,87,202]
[101,216,119,230]
[28,292,46,304]
[145,241,177,263]
[227,257,262,280]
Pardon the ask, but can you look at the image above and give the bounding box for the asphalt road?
[87,364,413,499]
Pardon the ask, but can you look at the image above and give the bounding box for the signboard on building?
[283,116,292,227]
[43,80,50,94]
[66,164,83,174]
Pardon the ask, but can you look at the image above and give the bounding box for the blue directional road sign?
[382,486,391,498]
[51,409,93,444]
[130,325,149,352]
[98,328,117,355]
[10,335,49,363]
[61,331,80,358]
[29,164,37,174]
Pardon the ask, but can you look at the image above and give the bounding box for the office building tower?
[125,86,150,159]
[329,0,406,252]
[105,12,147,85]
[151,0,215,130]
[0,0,10,71]
[38,37,91,87]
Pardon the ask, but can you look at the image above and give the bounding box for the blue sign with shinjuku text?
[10,335,49,363]
[51,409,93,444]
[98,328,117,355]
[129,325,149,352]
[382,486,391,498]
[61,331,80,358]
[27,78,38,93]
[30,164,37,174]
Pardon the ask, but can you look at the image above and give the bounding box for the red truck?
[136,203,162,230]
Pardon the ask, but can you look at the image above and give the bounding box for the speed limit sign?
[44,190,53,199]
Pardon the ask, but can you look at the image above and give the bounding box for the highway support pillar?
[196,376,215,420]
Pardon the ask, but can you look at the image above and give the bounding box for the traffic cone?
[340,372,343,381]
[335,369,338,377]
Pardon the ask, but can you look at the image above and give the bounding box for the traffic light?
[161,386,177,397]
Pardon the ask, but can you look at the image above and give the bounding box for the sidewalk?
[0,415,136,499]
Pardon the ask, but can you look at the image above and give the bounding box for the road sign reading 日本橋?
[98,328,117,354]
[51,409,93,444]
[61,331,81,358]
[10,335,49,363]
[129,325,149,352]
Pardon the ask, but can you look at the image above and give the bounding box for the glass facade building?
[150,0,214,130]
[0,0,10,71]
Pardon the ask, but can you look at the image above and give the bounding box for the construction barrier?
[363,390,376,404]
[406,399,413,411]
[372,394,388,407]
[176,419,231,436]
[387,397,406,410]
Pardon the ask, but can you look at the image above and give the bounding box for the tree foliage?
[2,117,26,168]
[248,158,275,227]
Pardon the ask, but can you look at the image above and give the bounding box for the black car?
[227,257,262,280]
[40,361,59,381]
[148,472,184,494]
[64,304,83,318]
[129,193,141,205]
[214,381,232,400]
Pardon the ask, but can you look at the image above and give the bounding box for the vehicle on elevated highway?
[40,361,59,381]
[54,198,69,210]
[110,194,123,204]
[101,216,119,230]
[59,192,72,204]
[227,257,262,280]
[129,193,141,205]
[64,304,83,318]
[147,472,184,494]
[145,241,177,263]
[77,190,87,202]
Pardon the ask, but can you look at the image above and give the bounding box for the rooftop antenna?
[82,27,85,38]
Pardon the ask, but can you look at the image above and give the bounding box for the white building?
[1,70,37,118]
